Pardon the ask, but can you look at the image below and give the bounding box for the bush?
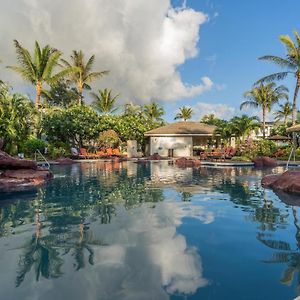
[47,142,71,159]
[98,130,120,148]
[22,137,47,157]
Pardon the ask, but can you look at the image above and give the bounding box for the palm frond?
[279,35,297,55]
[256,72,290,84]
[84,71,109,82]
[258,55,296,69]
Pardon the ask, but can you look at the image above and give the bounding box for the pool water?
[0,161,300,300]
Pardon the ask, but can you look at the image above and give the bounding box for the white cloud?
[0,0,213,103]
[193,102,236,120]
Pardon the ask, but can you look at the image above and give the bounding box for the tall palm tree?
[230,115,260,141]
[8,40,74,109]
[240,83,288,138]
[274,102,292,124]
[174,106,193,121]
[123,102,142,116]
[61,50,109,104]
[257,31,300,125]
[143,102,165,123]
[91,88,119,115]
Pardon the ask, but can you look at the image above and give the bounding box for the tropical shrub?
[98,130,120,148]
[47,142,71,159]
[21,137,46,157]
[0,84,36,154]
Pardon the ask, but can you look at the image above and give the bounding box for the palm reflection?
[4,162,163,286]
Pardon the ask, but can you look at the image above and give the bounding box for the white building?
[144,121,218,157]
[249,121,275,140]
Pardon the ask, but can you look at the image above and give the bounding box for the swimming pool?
[0,161,299,300]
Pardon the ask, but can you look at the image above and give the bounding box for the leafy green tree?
[8,40,75,109]
[258,31,300,125]
[42,105,101,147]
[0,84,35,153]
[98,114,158,148]
[91,88,119,114]
[230,115,260,141]
[61,50,109,104]
[174,106,193,121]
[274,102,293,124]
[42,79,79,108]
[241,83,288,138]
[143,102,165,124]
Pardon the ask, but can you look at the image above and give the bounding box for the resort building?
[144,121,219,157]
[249,121,275,139]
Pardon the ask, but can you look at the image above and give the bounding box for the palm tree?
[123,103,142,116]
[174,106,193,121]
[230,115,260,141]
[240,83,288,138]
[61,50,109,104]
[8,40,74,109]
[274,102,292,124]
[257,31,300,125]
[143,102,165,123]
[91,88,119,114]
[200,114,222,126]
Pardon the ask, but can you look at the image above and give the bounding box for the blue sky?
[166,0,300,122]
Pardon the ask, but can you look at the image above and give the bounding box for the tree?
[8,40,74,109]
[258,30,300,125]
[42,79,79,108]
[123,103,143,116]
[42,105,101,147]
[274,102,293,124]
[143,102,165,124]
[91,88,119,115]
[200,114,223,126]
[241,83,288,138]
[230,115,260,141]
[174,106,193,121]
[61,50,109,104]
[0,84,35,153]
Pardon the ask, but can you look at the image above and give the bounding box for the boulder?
[175,157,201,168]
[262,171,300,195]
[0,168,53,192]
[147,153,163,160]
[253,156,277,168]
[0,150,37,170]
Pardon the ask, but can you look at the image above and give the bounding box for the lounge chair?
[79,148,96,159]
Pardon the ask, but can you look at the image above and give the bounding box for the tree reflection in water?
[209,166,300,293]
[0,161,164,286]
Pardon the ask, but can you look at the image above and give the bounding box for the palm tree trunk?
[35,81,42,109]
[77,83,83,105]
[262,106,266,139]
[292,76,300,126]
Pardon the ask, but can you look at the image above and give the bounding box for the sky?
[0,0,299,122]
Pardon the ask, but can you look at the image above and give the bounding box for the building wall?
[150,136,192,157]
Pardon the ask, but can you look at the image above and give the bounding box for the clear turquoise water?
[0,161,300,300]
